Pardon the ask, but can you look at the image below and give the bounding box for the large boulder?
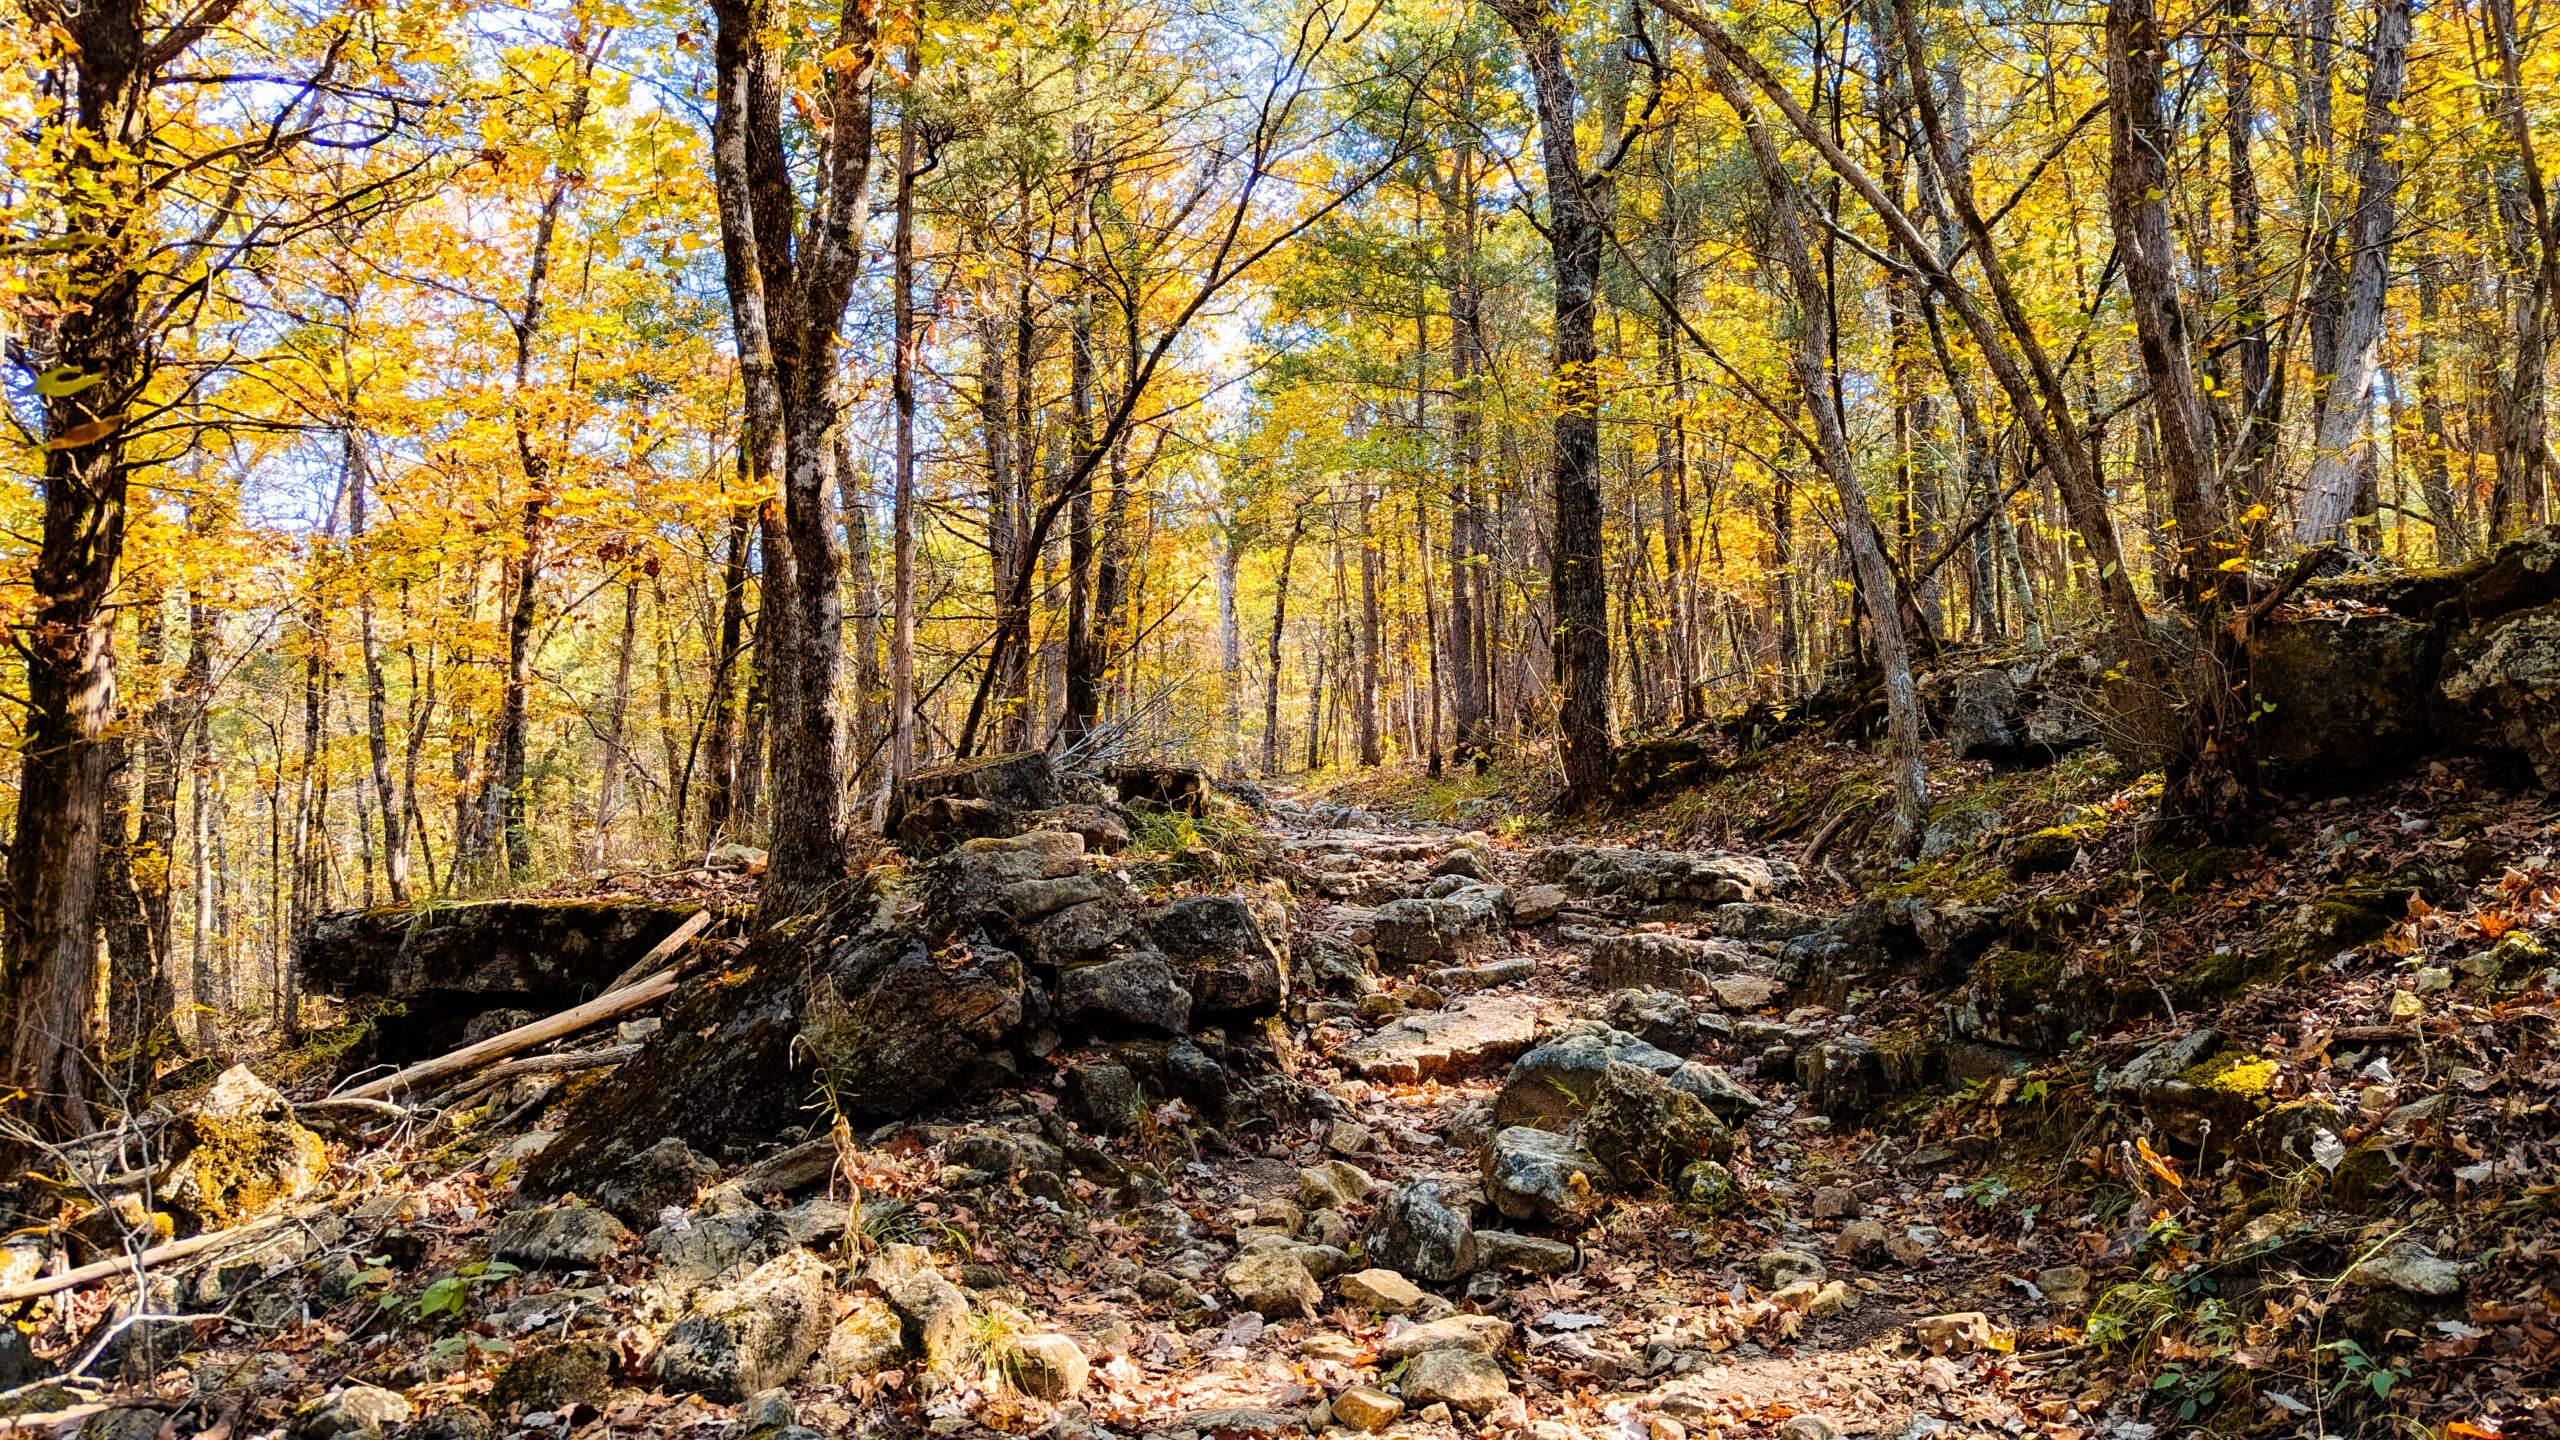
[2434,604,2560,788]
[1481,1126,1601,1225]
[1372,884,1511,968]
[2251,611,2439,787]
[1531,846,1792,914]
[797,933,1026,1117]
[296,899,718,1063]
[1494,1023,1759,1130]
[1146,895,1290,1015]
[887,752,1064,851]
[158,1066,330,1232]
[1580,1061,1732,1186]
[651,1249,834,1401]
[1108,762,1210,816]
[1056,952,1193,1034]
[1364,1181,1476,1283]
[1919,652,2105,763]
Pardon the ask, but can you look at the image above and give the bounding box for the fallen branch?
[0,1213,296,1306]
[331,969,680,1104]
[424,1044,637,1113]
[294,1097,412,1125]
[600,909,714,995]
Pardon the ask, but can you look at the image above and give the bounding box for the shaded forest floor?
[8,719,2558,1440]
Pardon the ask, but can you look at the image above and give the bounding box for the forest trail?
[1094,792,2106,1440]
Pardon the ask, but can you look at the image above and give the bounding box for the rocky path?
[1064,794,2110,1440]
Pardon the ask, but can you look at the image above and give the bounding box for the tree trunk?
[345,434,406,901]
[2106,0,2256,832]
[708,0,876,920]
[1489,0,1615,806]
[2414,250,2468,557]
[1262,510,1307,777]
[890,45,920,784]
[2298,0,2413,544]
[1707,52,1930,857]
[702,501,753,844]
[588,572,642,868]
[1358,486,1383,766]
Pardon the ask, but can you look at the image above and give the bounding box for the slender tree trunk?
[2483,0,2559,535]
[1262,509,1307,777]
[1708,51,1929,856]
[702,501,753,844]
[1358,486,1383,766]
[587,572,642,868]
[890,44,920,783]
[2298,0,2413,544]
[1219,530,1244,775]
[2414,250,2468,557]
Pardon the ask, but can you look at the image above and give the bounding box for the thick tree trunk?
[708,0,875,920]
[1489,0,1615,806]
[2298,0,2413,544]
[2106,0,2256,832]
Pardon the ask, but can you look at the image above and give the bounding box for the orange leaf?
[2479,912,2517,940]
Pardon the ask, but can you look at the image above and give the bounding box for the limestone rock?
[888,752,1065,850]
[1582,1062,1733,1187]
[819,1297,907,1382]
[1338,996,1541,1083]
[2344,1240,2465,1298]
[1495,1024,1760,1131]
[651,1249,834,1401]
[1338,1268,1425,1314]
[1482,1127,1600,1225]
[493,1203,630,1270]
[1223,1248,1321,1318]
[596,1138,718,1226]
[288,1386,413,1440]
[1372,884,1512,968]
[1531,846,1793,913]
[1363,1181,1476,1283]
[490,1339,618,1413]
[1590,934,1739,992]
[1376,1314,1512,1360]
[1710,903,1829,941]
[1297,1160,1378,1211]
[1510,885,1570,926]
[158,1066,330,1232]
[1330,1386,1404,1433]
[2253,611,2440,785]
[1107,762,1209,816]
[2436,603,2560,788]
[1474,1231,1577,1276]
[1005,1335,1091,1400]
[1056,952,1193,1034]
[797,931,1026,1117]
[1755,1249,1824,1288]
[1913,1311,1996,1356]
[1147,895,1290,1016]
[1401,1347,1510,1417]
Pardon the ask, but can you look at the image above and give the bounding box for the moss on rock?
[2011,820,2104,879]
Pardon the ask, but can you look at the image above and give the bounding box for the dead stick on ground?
[601,909,714,995]
[425,1044,637,1112]
[332,970,680,1104]
[0,1214,298,1306]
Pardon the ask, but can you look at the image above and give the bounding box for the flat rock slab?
[1339,996,1543,1082]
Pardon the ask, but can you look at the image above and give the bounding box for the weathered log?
[332,969,678,1103]
[600,909,714,995]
